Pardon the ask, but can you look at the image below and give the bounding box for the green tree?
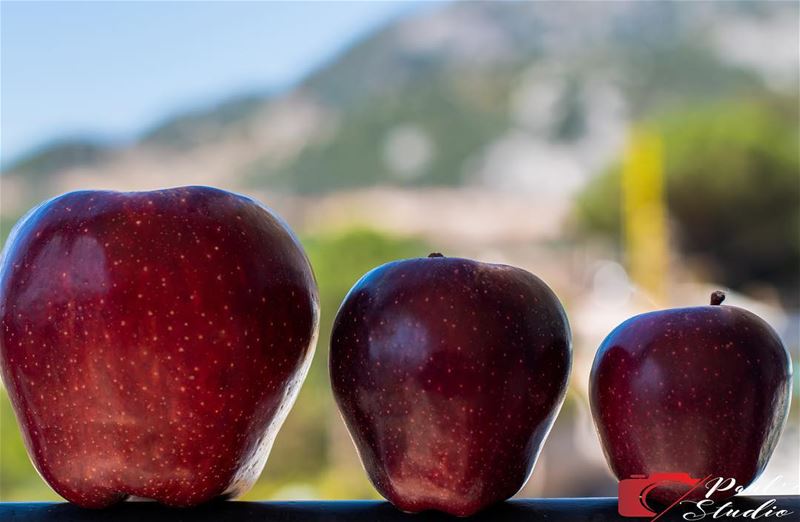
[575,96,800,305]
[254,229,426,489]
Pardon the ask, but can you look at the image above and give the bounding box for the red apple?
[0,186,319,507]
[590,292,792,505]
[330,253,572,516]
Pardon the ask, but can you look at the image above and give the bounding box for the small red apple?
[330,253,572,516]
[590,292,792,505]
[0,186,319,507]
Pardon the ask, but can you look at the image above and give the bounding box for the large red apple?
[330,254,572,516]
[0,186,319,507]
[590,292,792,506]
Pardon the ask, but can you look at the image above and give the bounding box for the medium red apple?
[590,292,792,506]
[0,186,319,508]
[330,253,572,516]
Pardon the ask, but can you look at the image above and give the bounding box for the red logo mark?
[618,472,711,519]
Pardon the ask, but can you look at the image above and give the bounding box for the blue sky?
[0,1,432,166]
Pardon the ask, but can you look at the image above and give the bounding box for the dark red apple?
[590,291,792,506]
[0,186,319,508]
[330,253,572,516]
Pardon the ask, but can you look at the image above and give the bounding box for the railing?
[1,497,798,521]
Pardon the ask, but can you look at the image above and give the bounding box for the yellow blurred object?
[622,127,668,304]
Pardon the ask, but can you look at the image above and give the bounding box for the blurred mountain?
[140,93,272,150]
[1,1,796,217]
[5,139,112,180]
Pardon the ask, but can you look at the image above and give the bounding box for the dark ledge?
[0,497,798,521]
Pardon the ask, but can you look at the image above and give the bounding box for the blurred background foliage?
[575,96,800,306]
[1,0,799,502]
[251,229,427,500]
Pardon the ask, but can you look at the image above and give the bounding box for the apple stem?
[710,291,726,305]
[428,252,445,258]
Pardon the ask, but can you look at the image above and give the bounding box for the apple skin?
[330,254,572,516]
[0,186,319,508]
[590,292,792,506]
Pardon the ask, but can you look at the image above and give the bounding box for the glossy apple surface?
[330,254,572,516]
[0,186,319,508]
[590,292,792,505]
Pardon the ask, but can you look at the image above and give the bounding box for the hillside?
[1,1,795,219]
